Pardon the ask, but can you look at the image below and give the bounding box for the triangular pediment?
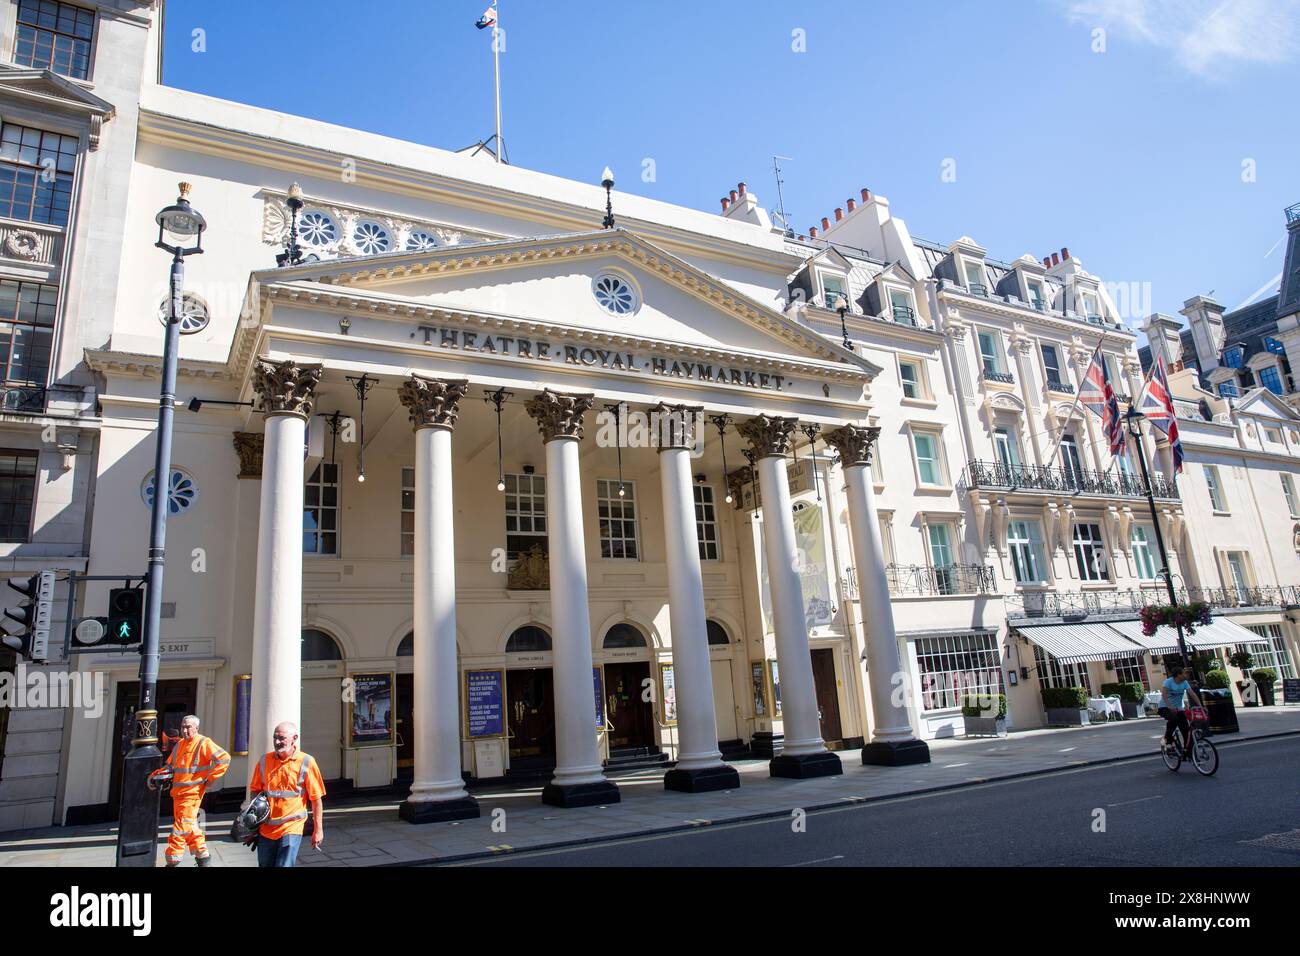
[257,229,879,375]
[0,65,114,115]
[1235,387,1298,421]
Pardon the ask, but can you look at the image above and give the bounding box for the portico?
[100,226,934,815]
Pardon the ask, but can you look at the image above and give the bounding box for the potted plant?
[961,693,1007,737]
[1202,669,1231,690]
[1253,668,1279,706]
[1227,650,1255,672]
[1227,650,1258,706]
[1099,681,1144,719]
[1041,686,1089,726]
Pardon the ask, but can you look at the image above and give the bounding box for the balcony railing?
[957,459,1179,500]
[966,283,989,297]
[1045,379,1075,395]
[892,305,916,326]
[1006,585,1300,621]
[0,385,47,414]
[1286,201,1300,224]
[887,563,996,597]
[982,370,1015,385]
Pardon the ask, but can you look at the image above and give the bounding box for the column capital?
[232,431,264,478]
[648,402,704,451]
[525,389,594,442]
[252,358,323,418]
[737,414,798,459]
[398,375,469,431]
[824,424,881,468]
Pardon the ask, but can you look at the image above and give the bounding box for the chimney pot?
[721,197,730,211]
[729,189,738,202]
[846,198,856,212]
[1051,252,1060,266]
[1061,247,1070,260]
[809,226,818,238]
[861,187,871,202]
[834,207,844,222]
[737,182,747,195]
[821,216,830,231]
[1043,257,1052,268]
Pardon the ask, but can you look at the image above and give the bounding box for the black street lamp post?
[1124,406,1196,683]
[115,183,207,867]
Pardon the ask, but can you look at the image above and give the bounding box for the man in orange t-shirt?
[247,721,325,867]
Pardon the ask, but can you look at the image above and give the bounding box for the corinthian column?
[737,414,842,779]
[248,358,321,774]
[397,375,480,823]
[824,424,931,766]
[524,389,620,807]
[652,404,740,792]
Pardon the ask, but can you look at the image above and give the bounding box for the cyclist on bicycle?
[1158,665,1203,752]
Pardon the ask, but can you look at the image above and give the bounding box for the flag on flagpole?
[1138,355,1185,473]
[475,3,497,29]
[1077,348,1125,455]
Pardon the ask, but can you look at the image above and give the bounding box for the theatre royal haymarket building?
[50,70,934,820]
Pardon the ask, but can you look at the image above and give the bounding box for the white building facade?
[0,1,1295,831]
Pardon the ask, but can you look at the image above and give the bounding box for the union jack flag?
[1138,355,1184,473]
[475,3,497,29]
[1078,348,1126,456]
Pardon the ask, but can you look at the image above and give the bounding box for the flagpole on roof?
[492,3,502,163]
[1043,332,1105,470]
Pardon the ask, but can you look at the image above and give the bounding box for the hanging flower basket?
[1139,602,1212,637]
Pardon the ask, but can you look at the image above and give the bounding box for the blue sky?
[160,0,1297,324]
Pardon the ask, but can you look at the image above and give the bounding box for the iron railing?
[1286,201,1300,224]
[1045,380,1075,395]
[957,459,1179,500]
[1005,584,1300,620]
[967,283,989,297]
[886,563,996,597]
[892,305,916,326]
[0,385,47,414]
[982,370,1015,385]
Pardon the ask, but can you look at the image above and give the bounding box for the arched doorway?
[395,633,414,776]
[602,623,655,751]
[505,626,555,771]
[301,628,344,780]
[706,620,740,743]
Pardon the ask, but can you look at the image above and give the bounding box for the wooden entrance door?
[108,679,197,819]
[604,662,653,749]
[395,673,413,774]
[711,658,739,742]
[506,668,555,765]
[810,648,843,744]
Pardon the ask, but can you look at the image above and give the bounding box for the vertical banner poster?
[750,661,767,718]
[348,673,394,747]
[465,669,505,737]
[231,674,251,756]
[660,663,677,723]
[593,666,605,730]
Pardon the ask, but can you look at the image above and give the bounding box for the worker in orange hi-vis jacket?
[247,721,326,867]
[149,715,230,866]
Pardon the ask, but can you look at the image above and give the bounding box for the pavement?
[3,707,1297,867]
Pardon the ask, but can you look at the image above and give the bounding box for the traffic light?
[2,570,55,662]
[107,587,144,645]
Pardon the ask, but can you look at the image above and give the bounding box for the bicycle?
[1159,706,1218,776]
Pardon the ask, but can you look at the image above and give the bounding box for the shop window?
[1033,644,1092,693]
[913,632,1003,712]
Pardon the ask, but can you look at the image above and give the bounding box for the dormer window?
[963,261,987,296]
[821,273,848,310]
[1260,365,1284,395]
[1080,292,1099,321]
[1026,279,1046,311]
[13,1,95,80]
[888,288,916,326]
[1222,346,1244,369]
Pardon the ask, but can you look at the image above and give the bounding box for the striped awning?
[1016,623,1145,664]
[1107,617,1263,654]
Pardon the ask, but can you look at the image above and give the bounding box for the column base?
[664,764,740,793]
[769,750,843,779]
[399,795,481,824]
[861,739,931,767]
[749,731,782,758]
[541,779,621,808]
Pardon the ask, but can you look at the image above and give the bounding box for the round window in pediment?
[593,273,639,316]
[352,220,391,255]
[298,210,338,248]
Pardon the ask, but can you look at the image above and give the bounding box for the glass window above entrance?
[603,623,647,648]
